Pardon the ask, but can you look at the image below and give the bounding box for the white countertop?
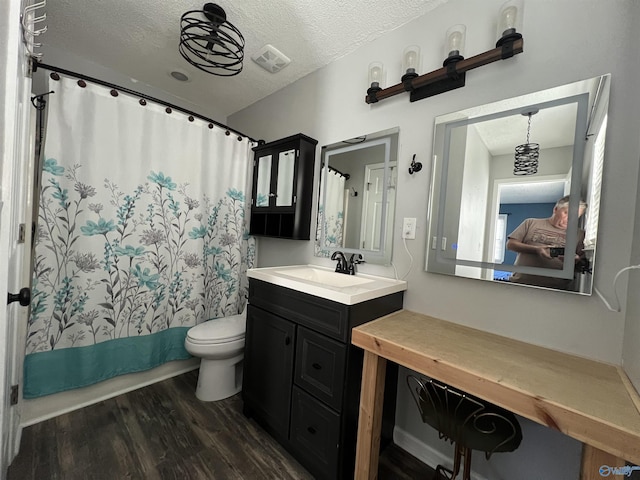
[247,265,407,305]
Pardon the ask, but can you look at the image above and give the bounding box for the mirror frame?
[425,75,610,293]
[316,128,399,265]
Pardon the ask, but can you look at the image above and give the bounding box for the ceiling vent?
[251,44,291,74]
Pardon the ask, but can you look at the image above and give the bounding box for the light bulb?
[370,66,382,83]
[368,62,384,88]
[443,25,466,60]
[402,45,421,76]
[449,31,463,51]
[405,51,417,69]
[501,6,518,31]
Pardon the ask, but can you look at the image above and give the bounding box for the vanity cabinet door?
[242,305,295,441]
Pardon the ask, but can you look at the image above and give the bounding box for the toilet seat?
[186,314,246,345]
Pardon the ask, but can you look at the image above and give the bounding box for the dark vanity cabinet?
[250,133,318,240]
[243,279,403,480]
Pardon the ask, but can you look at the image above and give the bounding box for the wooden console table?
[352,310,640,480]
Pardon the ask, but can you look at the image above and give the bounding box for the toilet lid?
[187,313,246,345]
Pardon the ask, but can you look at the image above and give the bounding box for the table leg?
[580,444,625,480]
[354,351,387,480]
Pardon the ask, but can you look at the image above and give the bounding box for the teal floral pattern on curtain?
[28,160,255,354]
[23,74,255,398]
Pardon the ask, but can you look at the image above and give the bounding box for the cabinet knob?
[284,336,291,346]
[307,426,317,435]
[268,193,277,197]
[312,362,322,370]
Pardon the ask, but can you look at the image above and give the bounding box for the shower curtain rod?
[328,165,350,179]
[33,61,258,143]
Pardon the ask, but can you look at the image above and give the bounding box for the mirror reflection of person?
[506,196,587,290]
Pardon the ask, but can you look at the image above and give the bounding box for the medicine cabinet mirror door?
[425,74,610,295]
[315,128,399,265]
[255,149,296,208]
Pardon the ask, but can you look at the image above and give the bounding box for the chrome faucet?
[331,251,349,274]
[348,254,364,275]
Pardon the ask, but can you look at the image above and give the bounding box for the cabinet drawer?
[290,386,340,479]
[249,279,349,341]
[294,326,346,411]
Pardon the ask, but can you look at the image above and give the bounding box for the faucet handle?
[349,253,364,264]
[348,254,364,275]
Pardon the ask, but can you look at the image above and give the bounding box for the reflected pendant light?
[514,110,540,175]
[179,3,245,76]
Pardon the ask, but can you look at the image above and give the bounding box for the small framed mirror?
[315,128,399,265]
[425,75,610,294]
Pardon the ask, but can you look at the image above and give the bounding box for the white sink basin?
[247,265,407,305]
[275,267,374,288]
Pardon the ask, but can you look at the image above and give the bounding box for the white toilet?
[184,308,247,401]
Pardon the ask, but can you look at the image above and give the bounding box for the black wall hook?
[408,154,422,175]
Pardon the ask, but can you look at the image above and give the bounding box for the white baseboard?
[21,358,200,427]
[393,426,489,480]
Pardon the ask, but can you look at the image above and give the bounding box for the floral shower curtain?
[315,168,346,255]
[25,74,255,397]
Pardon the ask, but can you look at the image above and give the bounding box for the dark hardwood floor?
[9,370,435,480]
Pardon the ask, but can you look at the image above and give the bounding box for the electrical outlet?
[402,217,417,239]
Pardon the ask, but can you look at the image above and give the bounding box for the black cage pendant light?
[179,3,245,76]
[513,110,540,175]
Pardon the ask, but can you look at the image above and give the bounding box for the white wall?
[230,0,638,365]
[229,1,640,477]
[622,0,640,401]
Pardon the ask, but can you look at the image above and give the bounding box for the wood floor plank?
[8,370,432,480]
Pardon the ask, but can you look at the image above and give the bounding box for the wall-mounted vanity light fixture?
[365,0,524,104]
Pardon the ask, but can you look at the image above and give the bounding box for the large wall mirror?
[426,74,610,294]
[315,128,399,265]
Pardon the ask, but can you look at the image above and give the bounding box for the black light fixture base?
[401,72,419,91]
[366,85,382,103]
[203,3,226,24]
[443,54,464,67]
[496,30,522,47]
[410,73,466,102]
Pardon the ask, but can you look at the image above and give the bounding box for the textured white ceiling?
[43,0,449,118]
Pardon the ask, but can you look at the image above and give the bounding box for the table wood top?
[352,310,640,465]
